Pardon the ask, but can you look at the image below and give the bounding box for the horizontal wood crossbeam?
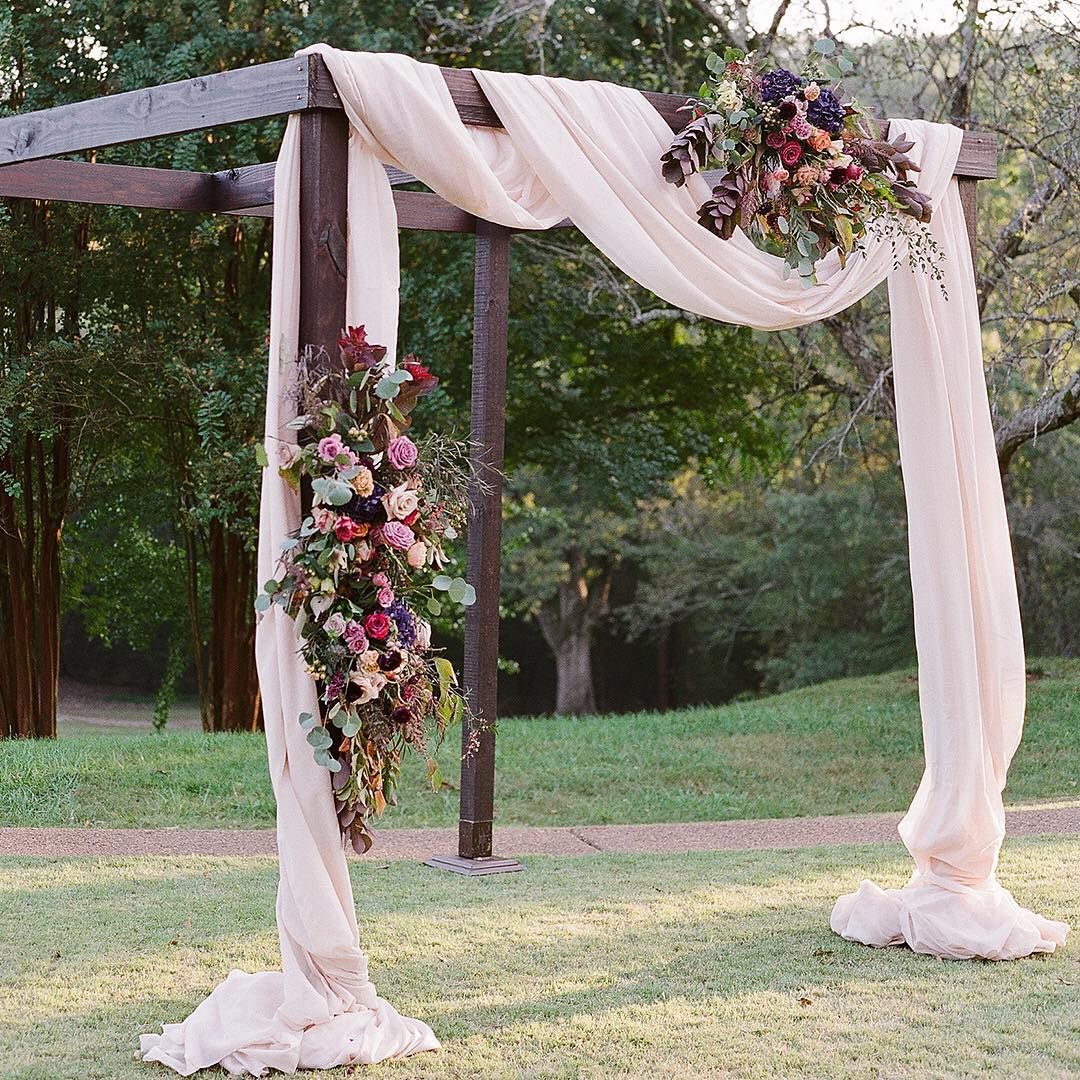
[0,158,478,232]
[0,54,996,179]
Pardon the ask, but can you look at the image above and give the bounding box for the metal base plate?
[423,854,525,876]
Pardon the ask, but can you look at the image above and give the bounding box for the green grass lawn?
[2,661,1077,830]
[0,838,1075,1079]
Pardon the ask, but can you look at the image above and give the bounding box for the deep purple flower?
[347,483,386,524]
[388,601,416,647]
[760,68,802,103]
[391,705,415,727]
[807,88,845,134]
[378,649,403,672]
[325,671,345,701]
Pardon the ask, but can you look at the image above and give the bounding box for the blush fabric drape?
[140,45,1067,1077]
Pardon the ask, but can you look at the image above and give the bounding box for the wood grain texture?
[0,57,313,165]
[0,52,997,180]
[459,220,512,861]
[957,176,979,262]
[298,110,350,361]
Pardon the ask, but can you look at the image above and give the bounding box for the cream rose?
[351,671,387,703]
[406,541,428,568]
[382,483,420,521]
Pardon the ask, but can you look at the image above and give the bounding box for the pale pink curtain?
[140,46,1067,1077]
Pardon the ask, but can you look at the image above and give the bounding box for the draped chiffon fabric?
[140,45,1067,1076]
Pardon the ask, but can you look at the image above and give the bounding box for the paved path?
[1,803,1077,859]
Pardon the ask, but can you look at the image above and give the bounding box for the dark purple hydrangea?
[346,483,386,524]
[388,601,416,647]
[759,68,802,103]
[807,88,845,134]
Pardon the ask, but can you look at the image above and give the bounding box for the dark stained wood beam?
[0,157,477,230]
[0,53,997,180]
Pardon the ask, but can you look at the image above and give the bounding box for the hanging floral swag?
[662,39,946,288]
[256,326,478,854]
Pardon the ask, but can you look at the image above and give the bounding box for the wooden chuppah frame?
[0,54,998,874]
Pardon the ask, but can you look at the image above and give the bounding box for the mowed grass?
[2,660,1077,830]
[0,838,1075,1079]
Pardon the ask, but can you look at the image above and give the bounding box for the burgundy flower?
[779,141,804,167]
[777,100,798,122]
[334,517,363,543]
[845,163,864,182]
[364,612,391,640]
[337,325,387,370]
[765,131,786,150]
[378,650,403,672]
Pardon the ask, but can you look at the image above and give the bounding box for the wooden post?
[957,175,979,264]
[296,108,348,528]
[297,109,349,358]
[425,220,523,876]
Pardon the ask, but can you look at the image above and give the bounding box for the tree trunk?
[536,548,611,716]
[552,629,596,715]
[205,521,262,732]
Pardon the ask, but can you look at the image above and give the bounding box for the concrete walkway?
[1,803,1077,859]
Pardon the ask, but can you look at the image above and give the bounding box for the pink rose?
[382,521,416,551]
[335,446,359,471]
[779,141,804,167]
[845,163,864,182]
[406,541,428,569]
[372,572,390,588]
[318,433,345,463]
[765,130,785,150]
[343,620,368,653]
[377,586,395,607]
[325,612,347,637]
[386,436,418,470]
[791,116,813,140]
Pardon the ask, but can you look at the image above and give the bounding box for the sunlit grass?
[0,838,1075,1078]
[1,660,1076,831]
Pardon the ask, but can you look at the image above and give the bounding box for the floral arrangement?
[256,326,476,854]
[661,40,943,286]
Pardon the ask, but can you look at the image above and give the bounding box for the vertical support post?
[957,175,978,265]
[297,108,349,522]
[298,109,349,360]
[425,220,523,876]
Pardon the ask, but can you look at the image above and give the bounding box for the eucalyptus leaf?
[298,712,318,731]
[375,376,400,399]
[432,575,453,592]
[813,37,836,55]
[254,593,271,613]
[255,443,269,468]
